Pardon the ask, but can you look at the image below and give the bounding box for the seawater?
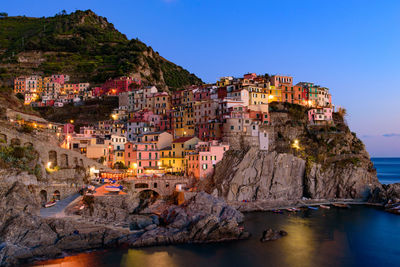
[371,157,400,184]
[33,206,400,267]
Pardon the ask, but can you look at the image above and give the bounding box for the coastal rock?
[212,149,305,202]
[75,194,140,224]
[305,161,378,199]
[260,229,288,242]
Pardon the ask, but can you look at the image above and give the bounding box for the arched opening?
[53,190,61,201]
[73,157,78,168]
[0,133,7,144]
[39,190,47,205]
[24,142,33,148]
[135,183,149,189]
[138,189,160,200]
[60,154,68,168]
[10,138,21,146]
[154,182,158,188]
[48,150,57,167]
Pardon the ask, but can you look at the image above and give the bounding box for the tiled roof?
[172,136,196,143]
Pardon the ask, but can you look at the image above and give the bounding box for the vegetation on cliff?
[0,10,203,90]
[35,96,119,127]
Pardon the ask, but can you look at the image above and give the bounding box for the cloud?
[382,133,400,137]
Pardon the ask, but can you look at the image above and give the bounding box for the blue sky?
[3,0,400,156]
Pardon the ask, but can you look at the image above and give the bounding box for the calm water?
[371,157,400,184]
[34,206,400,267]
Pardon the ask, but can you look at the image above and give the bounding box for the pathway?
[39,193,82,218]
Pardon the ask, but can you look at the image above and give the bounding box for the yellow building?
[216,76,233,87]
[268,85,282,103]
[160,136,200,173]
[113,150,125,166]
[247,86,269,105]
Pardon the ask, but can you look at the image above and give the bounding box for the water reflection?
[33,206,400,267]
[121,250,177,267]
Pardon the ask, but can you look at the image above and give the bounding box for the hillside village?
[11,73,335,180]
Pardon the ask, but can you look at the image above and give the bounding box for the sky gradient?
[3,0,400,157]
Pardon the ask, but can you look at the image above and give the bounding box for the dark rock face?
[129,192,246,246]
[0,181,246,266]
[75,195,141,224]
[369,183,400,215]
[260,229,288,242]
[211,148,380,202]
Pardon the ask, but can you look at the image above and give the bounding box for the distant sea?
[371,158,400,184]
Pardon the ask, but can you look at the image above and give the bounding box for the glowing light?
[157,161,161,167]
[133,163,137,169]
[70,120,74,124]
[111,114,118,120]
[292,139,300,150]
[47,162,52,168]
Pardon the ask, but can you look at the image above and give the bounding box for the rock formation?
[0,179,246,266]
[204,103,381,204]
[260,229,288,242]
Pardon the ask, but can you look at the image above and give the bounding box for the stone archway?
[24,142,33,148]
[39,190,47,205]
[138,189,160,200]
[60,154,68,168]
[48,150,57,167]
[10,138,21,146]
[53,190,61,201]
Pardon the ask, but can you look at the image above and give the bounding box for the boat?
[320,204,331,209]
[286,208,299,212]
[272,209,283,214]
[44,201,56,208]
[333,203,350,208]
[105,185,121,192]
[308,206,318,210]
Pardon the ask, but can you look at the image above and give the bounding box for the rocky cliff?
[204,103,381,205]
[0,178,246,266]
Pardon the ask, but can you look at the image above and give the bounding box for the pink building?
[193,88,211,101]
[186,140,229,179]
[124,142,159,176]
[63,123,75,134]
[270,75,293,87]
[308,108,333,125]
[50,74,69,85]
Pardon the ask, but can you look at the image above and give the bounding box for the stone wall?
[0,125,110,202]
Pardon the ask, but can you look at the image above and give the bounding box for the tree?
[0,12,8,18]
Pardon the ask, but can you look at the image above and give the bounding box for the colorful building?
[186,140,229,179]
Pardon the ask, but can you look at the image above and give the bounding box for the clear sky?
[3,0,400,157]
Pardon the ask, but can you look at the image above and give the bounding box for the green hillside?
[0,10,202,90]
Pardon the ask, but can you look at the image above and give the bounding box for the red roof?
[172,136,196,143]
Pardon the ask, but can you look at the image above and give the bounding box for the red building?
[101,77,141,95]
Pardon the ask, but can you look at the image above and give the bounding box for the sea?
[32,158,400,267]
[371,157,400,185]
